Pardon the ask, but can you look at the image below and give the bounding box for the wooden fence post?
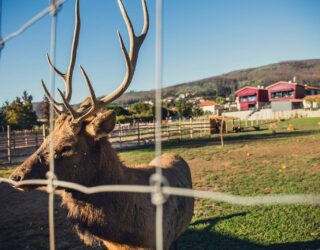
[167,122,170,141]
[119,123,122,148]
[190,118,193,138]
[24,130,28,146]
[153,120,156,143]
[220,118,224,148]
[42,124,46,142]
[179,119,182,140]
[225,120,228,134]
[137,121,141,146]
[35,129,38,147]
[13,130,16,149]
[7,125,11,164]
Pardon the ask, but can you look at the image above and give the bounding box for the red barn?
[266,81,305,101]
[235,86,269,111]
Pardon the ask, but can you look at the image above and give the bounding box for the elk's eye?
[60,146,73,155]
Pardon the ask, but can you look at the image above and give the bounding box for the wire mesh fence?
[0,1,320,250]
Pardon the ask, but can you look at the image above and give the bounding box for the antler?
[42,0,80,114]
[43,0,149,123]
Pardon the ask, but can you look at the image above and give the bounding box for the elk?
[9,0,194,249]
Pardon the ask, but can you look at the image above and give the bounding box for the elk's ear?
[85,110,116,139]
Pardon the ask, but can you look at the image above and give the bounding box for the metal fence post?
[7,125,11,164]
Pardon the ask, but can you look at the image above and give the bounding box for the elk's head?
[9,0,148,189]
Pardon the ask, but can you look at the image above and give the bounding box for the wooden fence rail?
[0,125,48,164]
[0,120,211,164]
[0,117,276,165]
[109,119,211,149]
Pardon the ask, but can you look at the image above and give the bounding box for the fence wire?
[0,1,320,250]
[0,0,68,49]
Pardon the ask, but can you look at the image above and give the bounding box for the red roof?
[235,86,259,94]
[266,81,304,90]
[198,100,219,107]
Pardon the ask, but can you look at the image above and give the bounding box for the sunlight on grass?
[118,124,320,249]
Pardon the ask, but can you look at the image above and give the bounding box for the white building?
[198,100,222,115]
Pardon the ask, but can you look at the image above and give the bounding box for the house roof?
[304,85,320,90]
[265,81,304,89]
[235,86,259,94]
[198,100,219,107]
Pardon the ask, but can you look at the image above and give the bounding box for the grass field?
[1,117,320,249]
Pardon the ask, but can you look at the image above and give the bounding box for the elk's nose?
[10,173,23,182]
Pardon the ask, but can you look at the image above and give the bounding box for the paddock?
[1,118,320,249]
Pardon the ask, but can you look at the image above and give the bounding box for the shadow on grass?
[177,213,320,250]
[118,129,320,153]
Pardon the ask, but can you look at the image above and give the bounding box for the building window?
[271,90,293,99]
[240,94,256,102]
[306,89,320,96]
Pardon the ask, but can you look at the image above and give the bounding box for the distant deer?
[10,0,194,249]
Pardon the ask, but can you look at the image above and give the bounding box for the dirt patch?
[0,184,97,250]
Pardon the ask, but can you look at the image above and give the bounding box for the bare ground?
[0,185,98,250]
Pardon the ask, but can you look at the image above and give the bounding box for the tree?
[39,95,50,124]
[216,96,225,105]
[192,106,204,117]
[175,99,193,118]
[129,102,153,115]
[106,104,131,116]
[152,106,169,120]
[0,108,6,129]
[3,92,38,129]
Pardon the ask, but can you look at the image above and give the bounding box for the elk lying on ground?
[10,0,194,249]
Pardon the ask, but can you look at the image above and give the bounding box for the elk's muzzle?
[9,154,47,191]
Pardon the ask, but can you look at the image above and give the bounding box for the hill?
[114,59,320,104]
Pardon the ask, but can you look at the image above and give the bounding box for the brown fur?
[10,111,194,249]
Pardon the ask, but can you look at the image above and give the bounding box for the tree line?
[0,91,49,130]
[0,90,206,131]
[108,96,204,123]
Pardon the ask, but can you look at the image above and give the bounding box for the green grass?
[119,118,320,249]
[0,167,14,179]
[278,117,320,130]
[1,117,319,249]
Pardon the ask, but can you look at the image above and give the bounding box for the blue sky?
[0,0,320,104]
